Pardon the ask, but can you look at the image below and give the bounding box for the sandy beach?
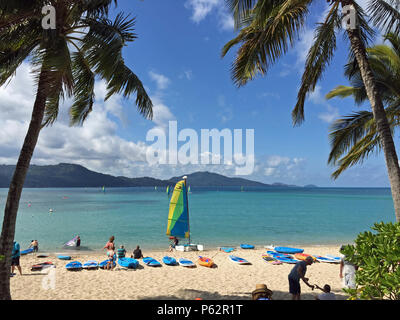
[10,245,348,300]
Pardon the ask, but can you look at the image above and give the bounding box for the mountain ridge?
[0,163,313,188]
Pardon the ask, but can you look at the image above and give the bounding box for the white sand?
[10,245,347,300]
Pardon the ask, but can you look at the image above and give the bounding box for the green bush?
[341,222,400,300]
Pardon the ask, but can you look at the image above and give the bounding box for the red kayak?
[31,262,55,271]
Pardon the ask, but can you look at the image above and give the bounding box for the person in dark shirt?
[288,256,315,300]
[169,237,179,252]
[132,245,143,259]
[76,236,81,247]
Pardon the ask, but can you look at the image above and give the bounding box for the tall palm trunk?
[345,21,400,222]
[0,70,48,300]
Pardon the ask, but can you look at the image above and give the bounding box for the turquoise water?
[0,187,395,252]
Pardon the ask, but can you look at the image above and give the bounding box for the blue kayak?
[83,260,98,269]
[267,251,298,264]
[220,247,235,253]
[65,261,82,271]
[229,255,251,264]
[118,257,139,269]
[240,244,255,249]
[143,257,161,267]
[162,256,177,266]
[21,248,34,255]
[58,255,71,260]
[274,246,304,254]
[99,259,116,269]
[178,258,196,267]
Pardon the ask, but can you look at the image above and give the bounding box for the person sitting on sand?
[288,256,315,300]
[314,284,336,300]
[132,245,143,259]
[252,284,273,300]
[117,245,126,259]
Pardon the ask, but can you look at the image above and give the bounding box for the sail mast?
[183,176,190,244]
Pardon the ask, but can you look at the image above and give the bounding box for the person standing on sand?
[106,249,116,270]
[103,236,115,251]
[288,256,315,300]
[11,241,22,276]
[339,245,357,289]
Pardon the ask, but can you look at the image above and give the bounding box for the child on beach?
[314,284,336,300]
[106,249,116,270]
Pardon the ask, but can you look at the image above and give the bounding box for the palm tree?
[0,0,153,299]
[222,0,400,221]
[326,32,400,179]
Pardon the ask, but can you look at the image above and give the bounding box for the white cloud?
[184,0,234,31]
[149,71,171,90]
[179,70,193,80]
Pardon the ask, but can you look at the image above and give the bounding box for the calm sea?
[0,187,395,252]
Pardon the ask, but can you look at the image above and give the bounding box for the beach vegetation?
[222,0,400,222]
[0,0,152,300]
[341,221,400,300]
[326,32,400,178]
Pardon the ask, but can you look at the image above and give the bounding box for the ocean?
[0,187,395,252]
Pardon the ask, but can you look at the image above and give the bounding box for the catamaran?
[166,176,203,251]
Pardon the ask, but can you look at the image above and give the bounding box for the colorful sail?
[166,179,190,239]
[166,185,169,194]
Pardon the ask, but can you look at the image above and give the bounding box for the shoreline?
[11,245,347,300]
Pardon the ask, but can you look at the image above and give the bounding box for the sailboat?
[188,185,192,194]
[166,185,169,195]
[166,176,203,252]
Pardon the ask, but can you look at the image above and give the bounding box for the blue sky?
[0,0,393,187]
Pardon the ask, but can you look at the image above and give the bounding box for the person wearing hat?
[288,255,315,300]
[252,284,273,300]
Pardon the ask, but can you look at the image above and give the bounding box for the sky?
[0,0,394,187]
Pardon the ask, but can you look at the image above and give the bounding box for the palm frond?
[368,0,400,35]
[292,1,341,125]
[69,51,95,126]
[222,0,310,87]
[105,60,153,120]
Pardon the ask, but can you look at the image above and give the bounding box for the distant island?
[0,163,316,188]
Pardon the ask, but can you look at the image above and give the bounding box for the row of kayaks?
[263,250,340,264]
[64,256,216,270]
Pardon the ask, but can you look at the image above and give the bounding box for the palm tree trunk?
[0,70,48,300]
[346,27,400,222]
